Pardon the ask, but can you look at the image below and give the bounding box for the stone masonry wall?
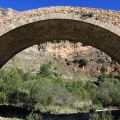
[0,6,120,30]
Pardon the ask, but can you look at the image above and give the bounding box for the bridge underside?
[0,19,120,67]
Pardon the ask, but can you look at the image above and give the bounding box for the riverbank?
[0,110,120,120]
[0,105,120,120]
[0,104,119,115]
[0,117,21,120]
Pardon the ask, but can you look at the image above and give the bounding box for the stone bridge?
[0,6,120,67]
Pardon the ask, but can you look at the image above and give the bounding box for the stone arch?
[0,7,120,67]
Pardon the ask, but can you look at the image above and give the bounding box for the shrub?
[79,58,88,67]
[101,66,108,73]
[26,111,42,120]
[98,74,108,82]
[54,72,59,77]
[24,71,32,81]
[54,66,57,70]
[39,63,51,77]
[89,111,114,120]
[89,113,100,120]
[66,61,71,65]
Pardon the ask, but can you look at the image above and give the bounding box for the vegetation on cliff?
[0,63,120,114]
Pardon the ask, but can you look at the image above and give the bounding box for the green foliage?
[9,89,30,105]
[54,66,58,70]
[66,81,89,99]
[101,66,108,73]
[89,113,100,120]
[89,111,114,120]
[78,58,88,67]
[97,75,120,107]
[0,63,119,114]
[38,63,51,77]
[53,72,59,77]
[73,58,88,67]
[26,111,42,120]
[98,74,108,82]
[66,61,71,65]
[16,67,25,80]
[101,111,114,120]
[24,71,32,81]
[0,69,8,80]
[85,81,96,100]
[109,73,114,79]
[53,77,65,88]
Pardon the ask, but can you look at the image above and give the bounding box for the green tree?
[98,74,108,82]
[9,89,30,105]
[39,63,51,77]
[2,68,22,104]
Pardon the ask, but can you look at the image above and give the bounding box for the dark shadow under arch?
[0,19,120,67]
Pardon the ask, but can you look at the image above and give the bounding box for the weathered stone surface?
[0,6,120,67]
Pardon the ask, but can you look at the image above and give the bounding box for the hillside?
[0,41,120,114]
[3,40,120,82]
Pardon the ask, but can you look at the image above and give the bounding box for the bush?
[54,66,57,70]
[79,58,88,67]
[39,63,51,77]
[89,111,114,120]
[26,111,42,120]
[98,74,108,82]
[101,66,108,73]
[66,61,71,65]
[24,71,32,81]
[89,113,100,120]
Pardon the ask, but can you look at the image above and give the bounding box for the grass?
[0,117,22,120]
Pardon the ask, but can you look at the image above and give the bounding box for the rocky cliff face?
[37,41,90,58]
[37,41,120,77]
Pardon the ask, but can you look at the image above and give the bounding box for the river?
[0,105,120,120]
